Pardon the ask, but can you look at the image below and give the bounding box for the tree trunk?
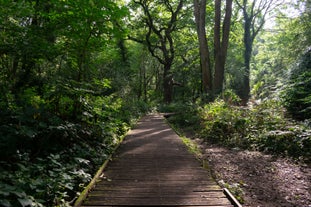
[235,0,275,105]
[213,0,222,95]
[143,64,147,102]
[138,64,143,100]
[133,0,183,104]
[194,0,212,96]
[239,2,254,106]
[163,63,173,103]
[213,0,233,96]
[240,15,252,105]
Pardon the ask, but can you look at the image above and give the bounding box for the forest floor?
[191,138,311,207]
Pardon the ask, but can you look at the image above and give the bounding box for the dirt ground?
[192,138,311,207]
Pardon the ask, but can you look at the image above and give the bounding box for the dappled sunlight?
[83,115,232,206]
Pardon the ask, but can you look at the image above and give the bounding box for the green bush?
[0,151,95,207]
[160,102,200,130]
[198,99,252,147]
[283,48,311,120]
[0,78,147,206]
[167,98,311,161]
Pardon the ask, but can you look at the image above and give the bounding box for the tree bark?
[241,16,252,105]
[235,0,275,105]
[133,0,184,103]
[163,64,173,103]
[213,0,233,96]
[194,0,212,96]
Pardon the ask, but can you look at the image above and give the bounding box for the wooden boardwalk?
[80,114,235,207]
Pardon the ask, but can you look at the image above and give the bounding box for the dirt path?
[192,139,311,207]
[81,114,235,206]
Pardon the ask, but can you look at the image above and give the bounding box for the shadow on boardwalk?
[80,114,234,207]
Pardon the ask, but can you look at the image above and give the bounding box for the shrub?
[283,48,311,120]
[168,98,311,161]
[0,79,147,206]
[160,102,200,130]
[198,99,251,147]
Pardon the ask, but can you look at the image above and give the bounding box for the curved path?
[81,114,234,207]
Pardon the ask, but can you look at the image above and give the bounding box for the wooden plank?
[94,184,221,188]
[82,204,234,207]
[93,185,222,193]
[82,206,234,207]
[95,180,217,186]
[78,115,235,207]
[88,191,227,198]
[99,175,212,181]
[84,197,232,206]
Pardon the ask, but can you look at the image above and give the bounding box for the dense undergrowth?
[0,81,149,207]
[164,99,311,162]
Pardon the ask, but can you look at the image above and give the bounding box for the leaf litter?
[193,139,311,207]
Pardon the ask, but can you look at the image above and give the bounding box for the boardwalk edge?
[165,114,243,207]
[73,125,134,207]
[223,188,243,207]
[73,154,111,207]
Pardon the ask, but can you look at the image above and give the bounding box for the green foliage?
[181,136,202,157]
[251,1,311,102]
[222,89,241,106]
[0,1,148,205]
[159,102,200,130]
[0,76,147,206]
[198,99,250,146]
[167,98,311,161]
[283,49,311,120]
[219,180,245,204]
[1,0,310,206]
[0,151,95,207]
[0,86,146,206]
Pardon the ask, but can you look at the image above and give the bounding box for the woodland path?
[79,114,236,207]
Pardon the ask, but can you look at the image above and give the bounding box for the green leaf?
[0,190,10,196]
[17,198,33,207]
[0,200,11,207]
[12,191,26,198]
[74,157,90,165]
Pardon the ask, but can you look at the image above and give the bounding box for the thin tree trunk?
[235,0,276,105]
[241,17,252,105]
[143,64,147,102]
[138,64,143,100]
